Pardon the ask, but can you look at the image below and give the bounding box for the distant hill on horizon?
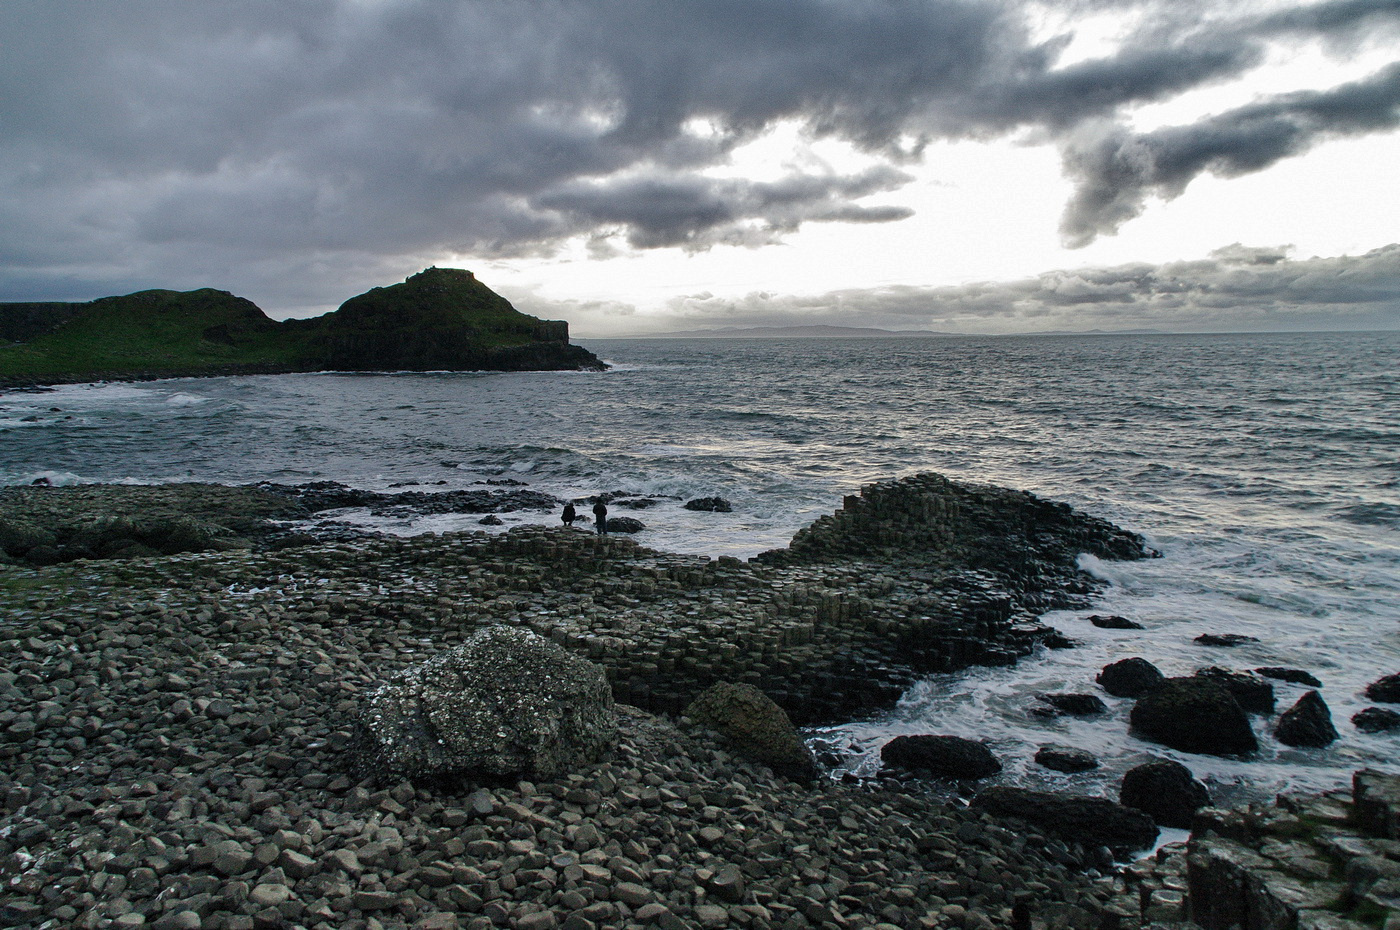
[0,268,604,387]
[615,324,958,339]
[602,324,1172,339]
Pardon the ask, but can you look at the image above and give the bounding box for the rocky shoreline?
[2,474,1387,929]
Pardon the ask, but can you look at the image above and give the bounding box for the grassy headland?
[0,267,603,386]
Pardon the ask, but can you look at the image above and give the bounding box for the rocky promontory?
[1,474,1179,929]
[0,267,603,387]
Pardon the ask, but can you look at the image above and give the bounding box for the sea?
[3,331,1398,814]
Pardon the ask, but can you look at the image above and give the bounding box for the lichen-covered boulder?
[880,734,1002,780]
[1275,690,1338,747]
[1097,657,1165,698]
[1130,677,1258,757]
[603,516,646,534]
[971,787,1158,851]
[685,681,815,780]
[351,626,617,783]
[1120,759,1211,829]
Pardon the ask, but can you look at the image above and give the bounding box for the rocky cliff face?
[298,267,602,372]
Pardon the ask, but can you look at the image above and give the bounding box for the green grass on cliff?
[0,288,309,380]
[0,268,594,384]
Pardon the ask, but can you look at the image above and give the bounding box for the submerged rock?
[1088,614,1143,630]
[1034,746,1099,773]
[1364,674,1400,704]
[1120,760,1210,829]
[1354,707,1400,733]
[1038,693,1108,716]
[351,626,617,782]
[685,682,815,781]
[971,787,1158,851]
[1275,690,1339,747]
[684,496,733,512]
[1097,657,1165,698]
[1130,677,1258,757]
[1255,666,1323,688]
[880,734,1002,780]
[1195,633,1260,648]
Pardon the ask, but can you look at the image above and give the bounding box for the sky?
[2,0,1399,337]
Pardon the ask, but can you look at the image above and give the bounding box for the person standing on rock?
[592,499,608,534]
[562,502,577,526]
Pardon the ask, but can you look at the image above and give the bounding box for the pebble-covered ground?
[0,524,1172,930]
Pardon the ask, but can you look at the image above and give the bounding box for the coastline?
[5,475,1396,928]
[1,474,1167,929]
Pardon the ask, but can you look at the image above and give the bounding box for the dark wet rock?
[603,516,646,534]
[685,682,815,780]
[1097,657,1165,698]
[477,515,504,525]
[1255,666,1323,688]
[1195,633,1260,647]
[1275,690,1339,747]
[684,497,733,513]
[1353,707,1400,733]
[1120,760,1210,829]
[1034,745,1098,773]
[613,497,664,509]
[1088,614,1143,630]
[1038,693,1108,716]
[1194,666,1276,715]
[1130,677,1258,757]
[880,734,1002,780]
[1364,674,1400,704]
[351,626,617,782]
[972,787,1158,851]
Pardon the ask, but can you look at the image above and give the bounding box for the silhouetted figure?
[592,500,608,534]
[562,502,577,526]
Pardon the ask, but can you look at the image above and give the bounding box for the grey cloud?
[1,0,1399,307]
[1060,62,1400,246]
[644,245,1400,334]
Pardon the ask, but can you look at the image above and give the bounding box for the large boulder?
[1354,708,1400,733]
[880,734,1002,780]
[685,682,815,780]
[1038,693,1108,716]
[1130,677,1258,757]
[351,626,617,782]
[1275,690,1338,747]
[1120,760,1211,829]
[1097,657,1165,698]
[1194,667,1275,715]
[971,787,1158,851]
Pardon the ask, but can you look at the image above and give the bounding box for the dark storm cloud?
[1,0,1398,308]
[652,245,1400,333]
[1060,61,1400,246]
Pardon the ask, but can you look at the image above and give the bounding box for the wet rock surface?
[970,788,1159,853]
[1120,760,1211,830]
[880,735,1004,781]
[1130,677,1259,757]
[0,472,1174,929]
[685,682,815,781]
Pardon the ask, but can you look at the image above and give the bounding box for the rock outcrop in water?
[0,267,604,386]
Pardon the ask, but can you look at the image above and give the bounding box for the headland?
[0,268,604,388]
